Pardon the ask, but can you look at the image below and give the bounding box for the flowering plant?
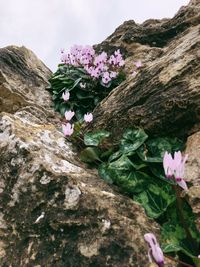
[48,45,126,119]
[48,45,200,266]
[80,127,200,266]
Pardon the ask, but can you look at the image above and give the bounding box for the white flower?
[84,113,93,123]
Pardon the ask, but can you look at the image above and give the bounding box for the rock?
[0,46,57,123]
[3,0,199,263]
[90,0,200,143]
[185,131,200,231]
[0,46,163,266]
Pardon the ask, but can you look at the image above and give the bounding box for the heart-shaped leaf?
[84,130,110,146]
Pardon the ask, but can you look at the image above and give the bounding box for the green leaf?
[149,164,175,185]
[80,147,101,163]
[120,128,148,155]
[84,130,110,146]
[109,155,134,171]
[193,257,200,267]
[76,91,93,100]
[105,155,151,193]
[134,183,175,218]
[69,77,82,91]
[98,163,113,184]
[100,148,114,160]
[128,154,148,170]
[137,145,162,163]
[161,202,200,259]
[137,137,184,163]
[108,151,122,162]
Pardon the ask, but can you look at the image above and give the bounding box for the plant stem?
[165,254,194,267]
[173,185,198,253]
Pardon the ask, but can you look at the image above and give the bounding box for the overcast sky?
[0,0,190,71]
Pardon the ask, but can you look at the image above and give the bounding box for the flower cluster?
[61,90,93,137]
[163,151,188,190]
[62,109,93,137]
[144,233,164,267]
[61,90,93,136]
[61,45,124,85]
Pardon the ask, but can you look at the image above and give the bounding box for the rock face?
[1,1,200,265]
[91,0,200,142]
[0,46,53,118]
[185,131,200,231]
[0,47,162,266]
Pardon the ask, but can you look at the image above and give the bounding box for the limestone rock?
[0,46,57,124]
[90,0,200,142]
[185,131,200,231]
[2,0,199,264]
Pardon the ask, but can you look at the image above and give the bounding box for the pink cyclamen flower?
[110,71,118,79]
[102,72,111,84]
[131,71,138,77]
[134,60,142,68]
[62,91,70,101]
[163,152,174,179]
[61,53,70,64]
[64,110,75,121]
[144,233,164,267]
[84,113,93,123]
[174,151,188,190]
[62,123,74,136]
[163,151,188,190]
[118,59,125,67]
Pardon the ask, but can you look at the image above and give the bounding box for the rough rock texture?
[0,46,54,119]
[90,0,200,143]
[185,131,200,231]
[0,46,164,266]
[1,1,199,265]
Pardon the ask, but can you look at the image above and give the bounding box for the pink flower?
[131,71,138,77]
[97,62,106,72]
[61,53,70,64]
[134,60,142,68]
[94,52,107,65]
[110,71,117,79]
[114,49,121,56]
[64,110,75,121]
[90,68,100,78]
[62,123,74,136]
[163,151,188,190]
[84,113,93,123]
[82,45,95,57]
[163,152,174,178]
[80,56,90,65]
[62,91,70,101]
[144,233,164,267]
[118,59,125,67]
[108,55,116,65]
[174,152,188,190]
[60,48,64,54]
[102,72,111,84]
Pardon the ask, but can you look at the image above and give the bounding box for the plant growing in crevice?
[47,45,126,120]
[48,45,200,266]
[79,127,200,267]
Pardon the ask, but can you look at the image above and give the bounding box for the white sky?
[0,0,190,71]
